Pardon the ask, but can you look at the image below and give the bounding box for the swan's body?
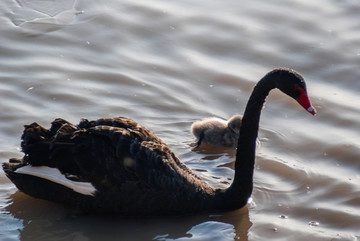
[3,68,316,215]
[191,115,242,148]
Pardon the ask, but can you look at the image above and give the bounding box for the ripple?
[1,0,360,240]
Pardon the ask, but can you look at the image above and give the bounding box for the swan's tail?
[21,119,72,165]
[2,159,96,210]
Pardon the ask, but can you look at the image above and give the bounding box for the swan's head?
[271,68,317,115]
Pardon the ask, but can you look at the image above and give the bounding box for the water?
[0,0,359,240]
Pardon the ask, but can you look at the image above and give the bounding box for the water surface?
[0,0,359,240]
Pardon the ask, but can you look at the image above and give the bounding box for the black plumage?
[3,68,316,215]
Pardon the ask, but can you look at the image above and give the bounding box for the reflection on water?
[1,0,360,240]
[6,192,251,241]
[8,0,104,35]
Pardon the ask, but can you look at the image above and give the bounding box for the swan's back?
[4,117,215,214]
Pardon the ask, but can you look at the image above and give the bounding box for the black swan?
[2,68,316,215]
[191,114,242,148]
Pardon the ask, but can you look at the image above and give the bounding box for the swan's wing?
[63,124,204,191]
[19,117,204,194]
[4,117,214,214]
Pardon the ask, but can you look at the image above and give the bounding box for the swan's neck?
[226,76,275,205]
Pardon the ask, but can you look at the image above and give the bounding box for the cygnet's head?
[227,115,242,134]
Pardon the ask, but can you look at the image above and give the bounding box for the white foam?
[15,166,96,196]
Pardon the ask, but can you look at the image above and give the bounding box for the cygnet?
[191,115,242,148]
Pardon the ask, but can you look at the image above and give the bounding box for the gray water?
[0,0,359,240]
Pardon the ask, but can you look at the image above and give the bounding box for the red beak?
[296,87,317,115]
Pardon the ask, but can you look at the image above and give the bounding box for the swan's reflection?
[6,191,252,241]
